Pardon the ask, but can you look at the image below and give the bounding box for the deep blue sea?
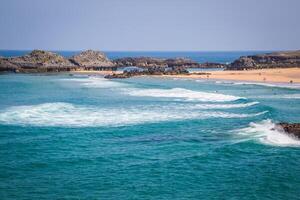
[1,51,300,199]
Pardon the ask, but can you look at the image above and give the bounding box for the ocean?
[0,51,300,199]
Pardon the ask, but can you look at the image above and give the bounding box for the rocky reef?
[276,123,300,139]
[227,50,300,70]
[105,66,189,79]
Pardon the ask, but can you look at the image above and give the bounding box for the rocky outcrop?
[8,50,74,68]
[0,50,76,72]
[0,57,19,72]
[276,123,300,139]
[105,66,189,79]
[227,50,300,70]
[0,50,116,73]
[69,50,115,68]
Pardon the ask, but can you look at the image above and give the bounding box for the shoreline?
[2,68,300,85]
[161,68,300,84]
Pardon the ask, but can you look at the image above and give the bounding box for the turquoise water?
[1,73,300,199]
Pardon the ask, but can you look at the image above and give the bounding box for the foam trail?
[251,94,300,100]
[61,77,126,88]
[127,88,243,102]
[194,102,259,109]
[0,103,266,127]
[228,81,300,89]
[278,94,300,99]
[233,119,300,147]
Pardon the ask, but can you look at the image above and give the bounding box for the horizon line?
[0,49,289,52]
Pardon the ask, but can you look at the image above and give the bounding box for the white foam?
[252,94,300,99]
[61,77,126,88]
[193,102,259,109]
[126,88,243,102]
[233,119,300,147]
[280,94,300,99]
[231,81,300,89]
[0,102,266,127]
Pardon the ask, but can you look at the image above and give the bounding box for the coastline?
[162,68,300,84]
[69,68,300,85]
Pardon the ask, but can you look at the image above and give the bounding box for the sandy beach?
[171,68,300,84]
[70,68,300,84]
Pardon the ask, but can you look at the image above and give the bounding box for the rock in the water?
[105,73,132,79]
[276,123,300,139]
[70,50,115,68]
[227,50,300,70]
[105,66,189,79]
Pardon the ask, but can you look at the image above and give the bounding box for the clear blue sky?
[1,0,299,51]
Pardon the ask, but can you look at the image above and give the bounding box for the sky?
[0,0,300,51]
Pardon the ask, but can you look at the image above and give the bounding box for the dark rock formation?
[105,66,189,79]
[198,62,226,68]
[113,57,224,69]
[276,123,300,139]
[69,50,115,70]
[227,50,300,70]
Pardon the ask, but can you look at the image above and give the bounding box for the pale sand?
[168,68,300,84]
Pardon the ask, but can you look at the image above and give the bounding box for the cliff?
[227,50,300,70]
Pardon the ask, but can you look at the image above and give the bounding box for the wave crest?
[233,119,300,147]
[61,77,126,88]
[127,88,243,102]
[0,102,265,127]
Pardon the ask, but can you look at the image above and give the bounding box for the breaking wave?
[0,102,266,127]
[126,88,243,102]
[193,102,259,109]
[233,119,300,147]
[217,81,300,89]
